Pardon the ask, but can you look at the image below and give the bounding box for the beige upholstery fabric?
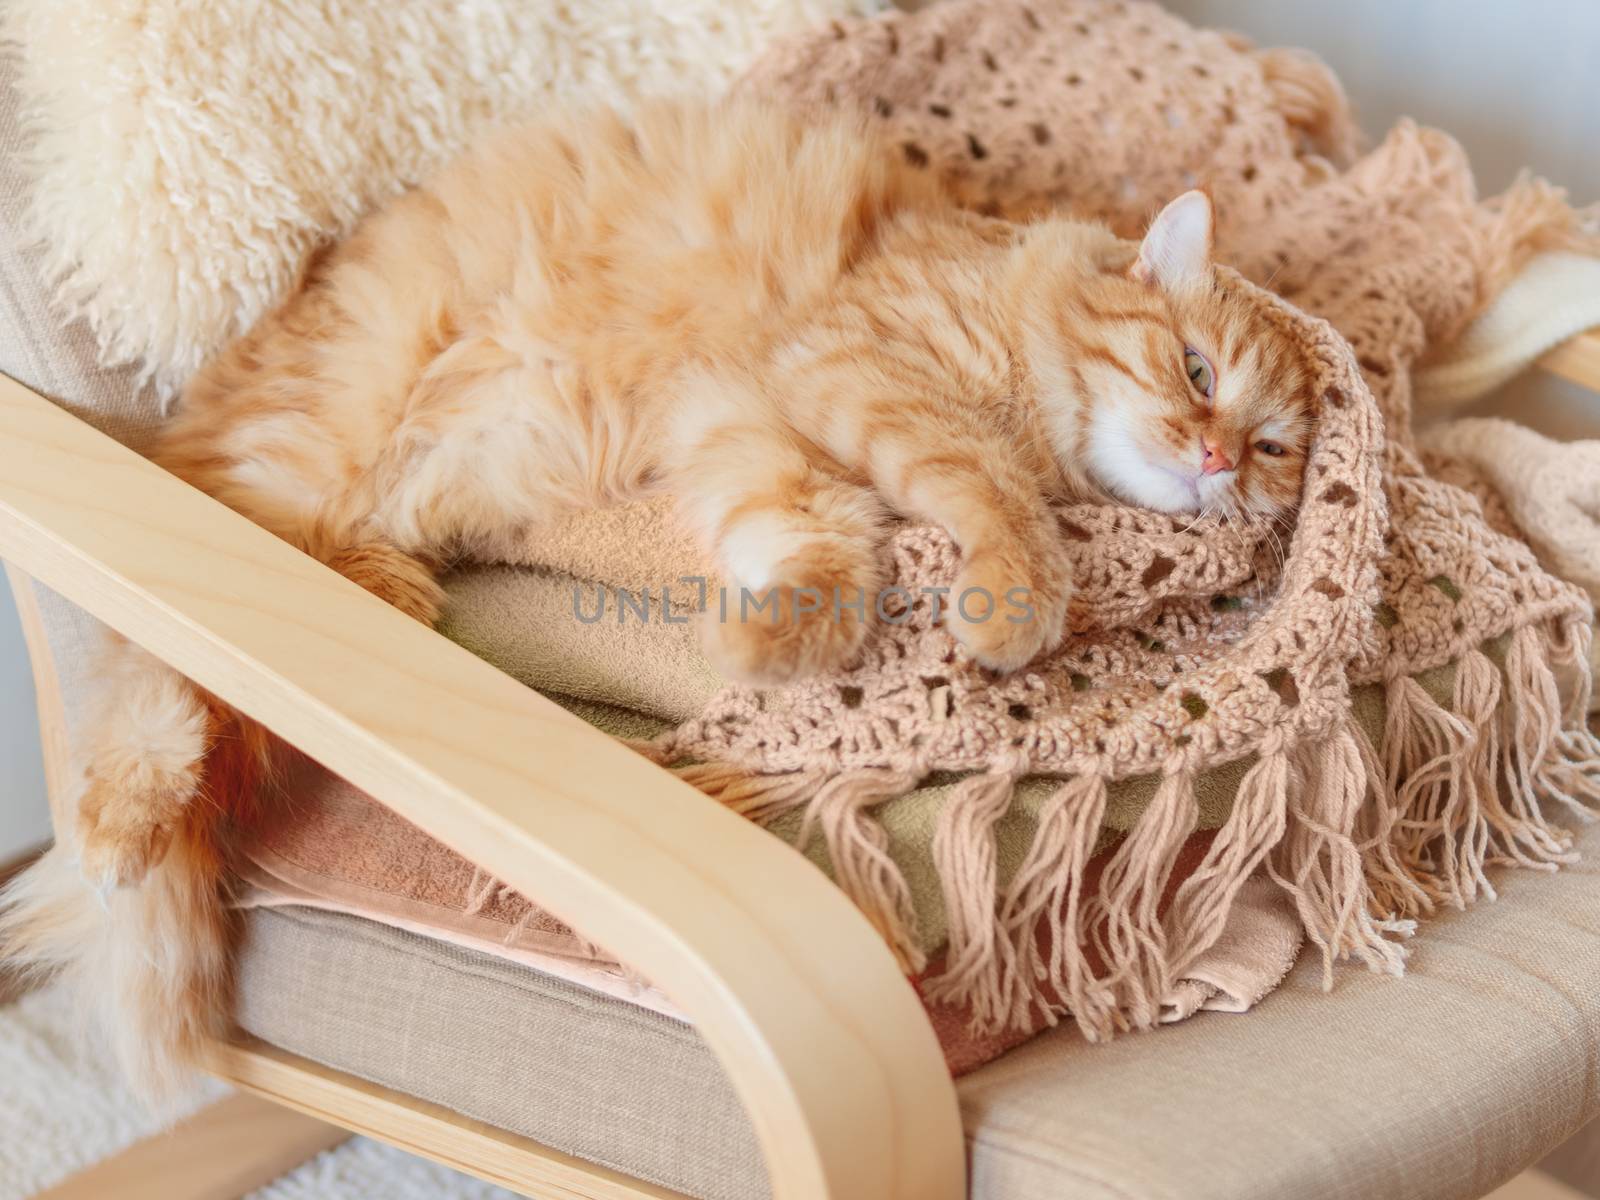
[238,818,1600,1200]
[25,579,104,752]
[236,906,766,1200]
[2,47,165,777]
[956,827,1600,1200]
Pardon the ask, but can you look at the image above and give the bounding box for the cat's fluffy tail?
[0,815,233,1098]
[0,639,257,1099]
[0,537,437,1098]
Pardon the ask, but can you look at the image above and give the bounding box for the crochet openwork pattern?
[644,0,1600,1039]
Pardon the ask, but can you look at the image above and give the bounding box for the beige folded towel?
[1160,877,1305,1022]
[441,560,721,723]
[510,499,713,595]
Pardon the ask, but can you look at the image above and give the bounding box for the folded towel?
[441,562,720,723]
[1422,420,1600,710]
[238,752,1303,1076]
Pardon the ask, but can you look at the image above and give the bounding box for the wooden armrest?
[0,373,964,1200]
[1537,328,1600,393]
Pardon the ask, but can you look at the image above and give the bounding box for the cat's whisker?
[1178,505,1211,536]
[1221,498,1248,555]
[1264,521,1287,580]
[1260,259,1290,293]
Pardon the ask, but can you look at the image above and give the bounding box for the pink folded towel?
[237,757,1304,1075]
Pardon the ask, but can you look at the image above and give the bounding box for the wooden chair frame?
[3,329,1597,1200]
[0,371,964,1200]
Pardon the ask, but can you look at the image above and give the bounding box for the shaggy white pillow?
[5,0,881,398]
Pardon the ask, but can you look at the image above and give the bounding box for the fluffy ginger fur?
[5,0,881,398]
[2,99,1312,1090]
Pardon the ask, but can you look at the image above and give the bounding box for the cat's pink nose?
[1200,438,1235,475]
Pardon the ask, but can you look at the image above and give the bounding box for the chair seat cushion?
[236,816,1600,1200]
[235,905,765,1200]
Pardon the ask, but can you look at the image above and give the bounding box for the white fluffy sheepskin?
[4,0,882,399]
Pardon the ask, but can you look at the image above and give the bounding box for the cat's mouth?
[1151,462,1203,510]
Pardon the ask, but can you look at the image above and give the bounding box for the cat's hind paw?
[79,804,175,890]
[75,766,195,889]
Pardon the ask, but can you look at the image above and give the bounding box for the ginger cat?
[4,99,1313,1085]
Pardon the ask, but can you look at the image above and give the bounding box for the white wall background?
[1168,0,1599,199]
[1165,0,1600,440]
[0,1,1596,862]
[0,588,47,859]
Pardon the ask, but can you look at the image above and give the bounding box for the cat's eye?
[1183,348,1214,398]
[1255,440,1286,457]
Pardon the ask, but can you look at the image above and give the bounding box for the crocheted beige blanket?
[625,0,1600,1041]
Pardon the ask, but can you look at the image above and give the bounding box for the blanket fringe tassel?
[650,615,1600,1040]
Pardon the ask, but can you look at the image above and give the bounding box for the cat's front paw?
[705,581,873,686]
[76,765,195,889]
[948,536,1071,672]
[703,554,880,685]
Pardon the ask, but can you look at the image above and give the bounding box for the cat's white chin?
[1085,425,1204,513]
[1082,403,1210,512]
[1124,467,1204,513]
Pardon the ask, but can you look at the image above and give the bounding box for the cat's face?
[1053,192,1314,521]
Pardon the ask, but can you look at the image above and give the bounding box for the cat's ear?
[1130,190,1213,289]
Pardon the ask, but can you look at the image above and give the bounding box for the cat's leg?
[2,639,247,1089]
[321,541,447,624]
[75,530,443,888]
[60,541,434,1084]
[37,630,268,1089]
[76,568,440,891]
[866,434,1071,672]
[33,185,461,1080]
[669,394,888,684]
[74,635,216,888]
